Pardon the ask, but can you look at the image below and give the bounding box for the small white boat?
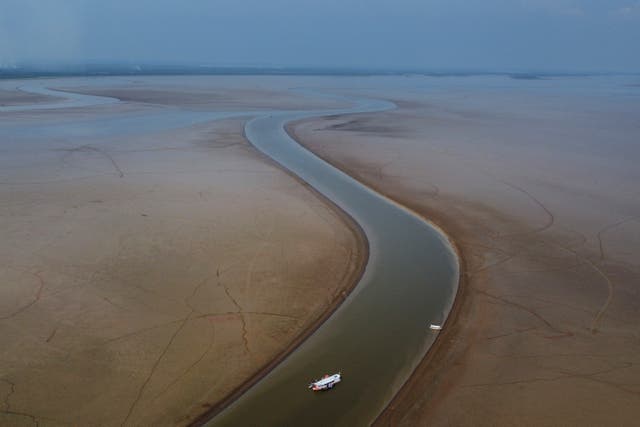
[429,324,442,331]
[308,373,341,391]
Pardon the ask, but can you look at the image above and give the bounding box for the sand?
[291,76,640,426]
[0,78,364,426]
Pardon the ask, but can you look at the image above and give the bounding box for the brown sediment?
[189,122,369,426]
[4,76,638,426]
[290,85,640,426]
[0,80,366,427]
[286,119,470,422]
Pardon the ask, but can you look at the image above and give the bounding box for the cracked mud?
[0,78,364,426]
[292,76,640,426]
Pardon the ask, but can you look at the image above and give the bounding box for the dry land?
[0,78,363,426]
[292,76,640,426]
[3,74,639,427]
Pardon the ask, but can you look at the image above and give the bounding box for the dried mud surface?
[292,79,640,426]
[0,79,364,426]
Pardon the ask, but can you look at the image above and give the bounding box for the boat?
[308,373,341,391]
[429,324,442,330]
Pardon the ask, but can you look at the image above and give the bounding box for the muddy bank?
[206,95,457,427]
[0,78,365,426]
[292,76,640,426]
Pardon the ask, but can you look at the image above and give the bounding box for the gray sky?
[1,0,639,72]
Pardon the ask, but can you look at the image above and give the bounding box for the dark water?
[208,99,459,426]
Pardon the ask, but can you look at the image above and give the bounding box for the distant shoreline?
[2,67,633,81]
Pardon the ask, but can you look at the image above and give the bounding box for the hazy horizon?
[1,0,640,73]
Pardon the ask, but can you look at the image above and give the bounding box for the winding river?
[3,80,459,426]
[209,96,459,427]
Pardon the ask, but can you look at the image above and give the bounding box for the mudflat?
[0,77,364,426]
[0,87,62,106]
[292,75,640,426]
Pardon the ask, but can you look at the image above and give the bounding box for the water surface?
[208,97,459,426]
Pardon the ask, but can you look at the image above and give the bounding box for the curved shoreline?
[197,110,454,425]
[287,119,468,424]
[207,96,459,426]
[5,82,374,425]
[189,123,371,425]
[7,82,461,425]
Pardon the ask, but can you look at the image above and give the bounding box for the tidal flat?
[292,75,640,426]
[0,76,363,426]
[1,74,639,426]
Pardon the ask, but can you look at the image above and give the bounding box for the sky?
[1,0,639,72]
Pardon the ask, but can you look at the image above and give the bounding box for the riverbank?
[292,75,640,426]
[206,92,458,427]
[0,77,366,426]
[190,140,370,425]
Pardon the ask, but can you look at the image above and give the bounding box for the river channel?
[3,80,459,426]
[208,97,459,426]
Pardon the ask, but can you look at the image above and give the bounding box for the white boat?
[429,324,442,330]
[308,373,341,391]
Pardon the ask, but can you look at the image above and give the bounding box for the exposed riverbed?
[1,78,459,426]
[206,96,459,426]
